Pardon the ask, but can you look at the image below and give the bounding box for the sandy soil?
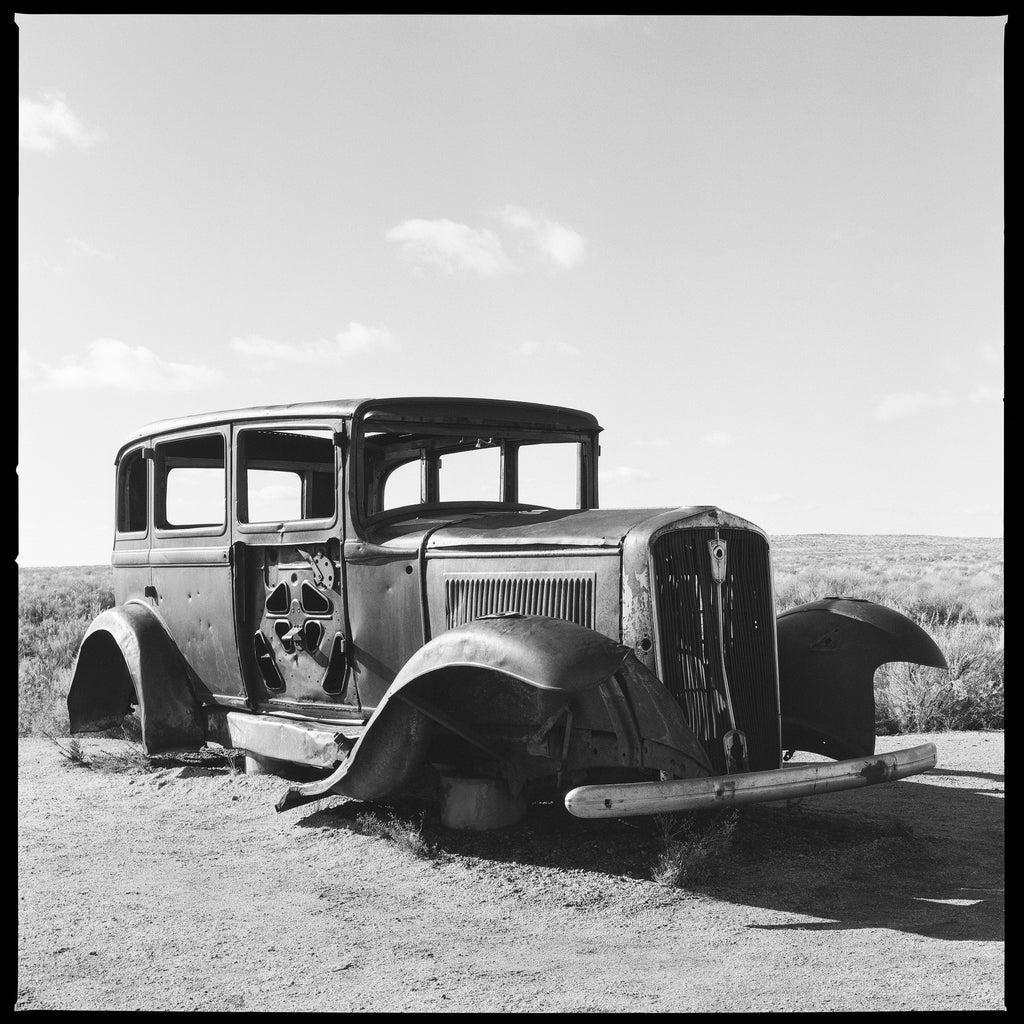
[17,732,1003,1012]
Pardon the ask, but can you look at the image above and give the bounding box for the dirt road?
[17,732,1003,1011]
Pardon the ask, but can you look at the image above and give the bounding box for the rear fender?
[277,614,712,811]
[777,598,947,760]
[67,602,206,755]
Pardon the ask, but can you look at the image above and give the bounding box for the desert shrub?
[18,567,115,737]
[18,537,1004,743]
[650,810,738,887]
[49,735,93,769]
[48,734,153,773]
[352,810,435,859]
[875,620,1004,732]
[772,536,1003,736]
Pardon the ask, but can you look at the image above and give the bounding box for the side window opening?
[383,458,421,511]
[246,469,302,523]
[116,448,148,533]
[157,434,226,529]
[237,427,336,525]
[438,446,500,502]
[517,442,580,509]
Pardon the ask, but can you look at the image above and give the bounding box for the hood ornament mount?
[708,533,749,773]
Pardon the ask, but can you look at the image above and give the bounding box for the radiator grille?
[445,572,596,630]
[651,528,779,773]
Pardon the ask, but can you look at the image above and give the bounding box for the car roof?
[118,397,601,459]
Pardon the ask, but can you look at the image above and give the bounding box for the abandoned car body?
[68,397,946,828]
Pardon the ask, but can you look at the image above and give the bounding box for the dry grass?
[49,735,94,769]
[352,809,436,859]
[48,734,153,774]
[873,620,1004,732]
[770,535,1003,733]
[19,566,115,737]
[18,537,1003,741]
[770,535,1003,624]
[651,810,739,887]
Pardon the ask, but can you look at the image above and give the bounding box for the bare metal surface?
[122,396,599,462]
[778,599,948,760]
[216,711,348,769]
[564,742,938,818]
[68,601,205,755]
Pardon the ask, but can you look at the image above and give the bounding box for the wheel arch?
[67,601,206,755]
[277,614,711,811]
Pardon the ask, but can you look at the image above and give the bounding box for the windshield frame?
[352,414,600,529]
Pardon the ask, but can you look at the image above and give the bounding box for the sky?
[18,15,1004,566]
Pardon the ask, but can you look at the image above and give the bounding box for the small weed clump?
[651,810,738,888]
[352,809,436,860]
[48,734,153,773]
[49,735,93,769]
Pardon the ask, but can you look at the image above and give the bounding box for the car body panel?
[67,396,947,829]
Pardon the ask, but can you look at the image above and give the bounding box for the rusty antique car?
[69,397,946,828]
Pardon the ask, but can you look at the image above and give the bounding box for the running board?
[563,742,937,818]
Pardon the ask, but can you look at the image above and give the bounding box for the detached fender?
[277,614,710,811]
[67,601,206,755]
[777,598,947,760]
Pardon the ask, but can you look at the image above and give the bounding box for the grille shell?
[650,527,779,773]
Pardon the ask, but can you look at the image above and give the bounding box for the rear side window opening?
[155,434,226,530]
[116,447,149,534]
[236,427,336,526]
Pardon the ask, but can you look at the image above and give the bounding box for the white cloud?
[752,493,783,503]
[66,236,113,260]
[513,339,582,357]
[231,322,397,365]
[22,339,222,391]
[498,206,586,271]
[702,430,735,447]
[386,219,515,278]
[20,91,104,151]
[872,392,954,420]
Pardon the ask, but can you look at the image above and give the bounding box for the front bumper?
[563,742,937,818]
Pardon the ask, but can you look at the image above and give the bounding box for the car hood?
[425,507,683,551]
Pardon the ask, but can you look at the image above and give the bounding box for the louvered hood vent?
[444,572,596,630]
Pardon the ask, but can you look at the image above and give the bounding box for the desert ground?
[17,730,1003,1012]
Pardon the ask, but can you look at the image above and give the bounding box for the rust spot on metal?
[859,759,890,784]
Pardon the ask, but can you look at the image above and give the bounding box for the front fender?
[277,615,711,811]
[67,601,206,755]
[777,598,947,760]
